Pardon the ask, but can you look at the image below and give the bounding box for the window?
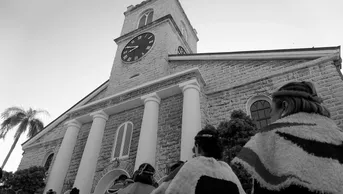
[138,10,153,28]
[181,21,188,41]
[250,100,272,129]
[246,95,272,129]
[44,153,54,171]
[112,122,133,159]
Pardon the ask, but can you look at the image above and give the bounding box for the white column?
[44,120,81,194]
[73,110,108,194]
[179,79,202,161]
[134,93,161,171]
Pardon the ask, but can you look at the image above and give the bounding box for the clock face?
[177,46,187,55]
[121,32,155,62]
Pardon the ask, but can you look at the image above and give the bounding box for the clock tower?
[105,0,199,96]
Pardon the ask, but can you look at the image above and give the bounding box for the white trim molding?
[23,67,204,149]
[169,47,340,61]
[69,67,204,115]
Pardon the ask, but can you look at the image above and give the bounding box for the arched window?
[112,122,133,159]
[138,10,153,28]
[44,153,54,171]
[181,21,188,41]
[250,100,271,129]
[246,95,272,129]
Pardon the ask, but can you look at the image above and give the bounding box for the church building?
[18,0,343,194]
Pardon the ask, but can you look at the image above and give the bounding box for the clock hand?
[128,46,139,53]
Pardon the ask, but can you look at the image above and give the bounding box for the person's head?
[271,81,330,122]
[70,188,79,194]
[133,163,156,186]
[193,125,223,160]
[117,174,128,182]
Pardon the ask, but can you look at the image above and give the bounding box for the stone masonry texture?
[155,94,183,181]
[106,21,190,97]
[19,56,343,194]
[71,72,198,118]
[61,122,92,193]
[120,0,197,52]
[90,106,144,193]
[17,1,343,193]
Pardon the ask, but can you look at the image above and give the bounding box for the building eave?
[169,46,341,62]
[22,80,109,149]
[68,67,205,116]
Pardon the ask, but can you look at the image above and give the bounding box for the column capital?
[90,110,109,121]
[141,93,161,105]
[65,119,82,129]
[179,79,200,93]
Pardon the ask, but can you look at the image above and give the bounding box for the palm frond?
[0,114,23,139]
[27,119,44,138]
[35,109,50,117]
[1,106,25,119]
[27,108,50,120]
[14,118,29,139]
[0,118,13,139]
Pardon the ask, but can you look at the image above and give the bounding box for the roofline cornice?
[169,46,341,61]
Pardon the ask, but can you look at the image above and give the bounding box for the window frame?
[246,95,272,128]
[137,9,154,29]
[111,122,134,160]
[43,152,54,175]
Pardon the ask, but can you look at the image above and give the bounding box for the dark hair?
[70,188,79,194]
[133,163,156,187]
[118,174,128,181]
[194,125,223,160]
[272,81,330,118]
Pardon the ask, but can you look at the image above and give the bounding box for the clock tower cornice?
[123,0,198,41]
[114,14,192,53]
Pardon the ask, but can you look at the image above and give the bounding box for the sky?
[0,0,342,172]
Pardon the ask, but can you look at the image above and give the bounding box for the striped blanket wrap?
[232,112,343,193]
[152,156,246,194]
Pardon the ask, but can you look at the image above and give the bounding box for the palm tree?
[0,107,49,169]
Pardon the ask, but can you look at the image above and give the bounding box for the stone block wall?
[169,59,311,94]
[87,86,109,104]
[62,122,92,193]
[18,138,62,171]
[18,119,68,171]
[120,0,197,52]
[35,119,68,144]
[155,94,183,181]
[91,106,144,193]
[206,61,343,129]
[107,21,185,97]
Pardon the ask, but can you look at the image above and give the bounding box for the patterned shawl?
[232,112,343,193]
[152,156,246,194]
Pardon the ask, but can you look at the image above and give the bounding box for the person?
[117,163,157,194]
[46,189,57,194]
[151,161,185,194]
[69,187,79,194]
[232,81,343,193]
[107,175,129,193]
[152,127,246,194]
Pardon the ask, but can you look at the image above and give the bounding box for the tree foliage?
[0,166,46,194]
[217,110,258,193]
[1,107,48,169]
